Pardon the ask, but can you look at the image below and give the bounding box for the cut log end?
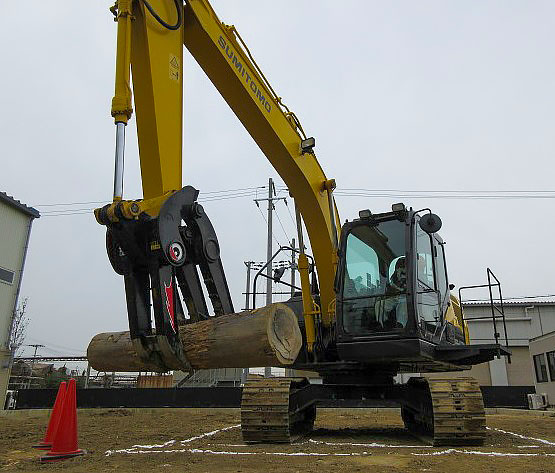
[265,304,302,365]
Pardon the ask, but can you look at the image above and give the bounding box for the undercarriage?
[241,375,487,446]
[241,378,316,443]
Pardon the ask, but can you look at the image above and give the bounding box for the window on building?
[547,351,555,382]
[0,266,15,284]
[533,354,549,383]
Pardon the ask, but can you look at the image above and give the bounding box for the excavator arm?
[96,0,341,368]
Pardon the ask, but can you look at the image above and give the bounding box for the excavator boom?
[182,0,340,325]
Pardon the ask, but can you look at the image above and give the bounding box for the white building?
[0,192,39,408]
[529,330,555,405]
[461,301,555,386]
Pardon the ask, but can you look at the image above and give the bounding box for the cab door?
[414,219,442,340]
[432,235,450,316]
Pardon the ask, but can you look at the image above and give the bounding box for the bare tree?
[9,297,29,357]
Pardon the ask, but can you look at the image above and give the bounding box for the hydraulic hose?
[142,0,182,30]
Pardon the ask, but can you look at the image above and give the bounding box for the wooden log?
[86,331,163,372]
[87,303,302,372]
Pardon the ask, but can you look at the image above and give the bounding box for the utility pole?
[264,178,273,378]
[265,178,274,307]
[27,344,44,389]
[254,178,286,377]
[254,178,287,305]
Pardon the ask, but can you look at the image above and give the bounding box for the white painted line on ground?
[108,447,372,457]
[105,422,555,458]
[412,449,555,457]
[307,439,432,449]
[486,426,555,447]
[214,439,432,449]
[106,424,241,456]
[179,424,241,444]
[213,444,250,447]
[130,439,176,449]
[190,448,370,456]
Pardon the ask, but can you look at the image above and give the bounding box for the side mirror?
[419,213,442,234]
[449,283,455,290]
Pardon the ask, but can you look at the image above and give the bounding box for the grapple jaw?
[97,186,234,372]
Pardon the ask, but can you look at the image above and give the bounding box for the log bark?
[87,303,302,372]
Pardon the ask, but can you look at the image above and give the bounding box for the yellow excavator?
[95,0,509,446]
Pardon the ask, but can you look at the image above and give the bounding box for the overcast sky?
[1,1,554,358]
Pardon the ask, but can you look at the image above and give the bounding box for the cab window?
[435,241,448,301]
[416,222,440,331]
[341,220,407,334]
[343,233,380,297]
[416,226,435,290]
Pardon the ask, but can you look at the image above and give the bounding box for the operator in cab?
[375,256,408,330]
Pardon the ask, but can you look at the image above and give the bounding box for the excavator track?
[401,377,486,446]
[241,377,316,443]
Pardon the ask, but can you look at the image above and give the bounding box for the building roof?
[530,330,555,342]
[464,300,555,307]
[0,191,40,219]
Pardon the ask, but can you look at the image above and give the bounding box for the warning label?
[169,53,180,81]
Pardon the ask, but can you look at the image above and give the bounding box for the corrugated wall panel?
[0,202,31,348]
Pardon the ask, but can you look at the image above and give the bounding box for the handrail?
[458,268,510,361]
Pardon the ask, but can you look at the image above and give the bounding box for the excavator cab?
[335,204,466,361]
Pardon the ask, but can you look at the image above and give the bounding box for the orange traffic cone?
[40,379,85,462]
[33,381,67,450]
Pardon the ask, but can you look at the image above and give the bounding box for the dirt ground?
[1,408,554,472]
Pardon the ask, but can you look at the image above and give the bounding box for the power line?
[37,188,269,217]
[38,200,106,207]
[200,186,265,195]
[275,208,290,242]
[255,200,281,246]
[36,186,555,208]
[39,347,85,357]
[35,186,267,207]
[339,188,555,194]
[276,185,555,194]
[27,337,85,353]
[41,211,93,217]
[200,191,260,202]
[334,192,555,200]
[38,185,555,218]
[283,198,297,229]
[41,207,98,214]
[39,195,259,216]
[277,185,555,200]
